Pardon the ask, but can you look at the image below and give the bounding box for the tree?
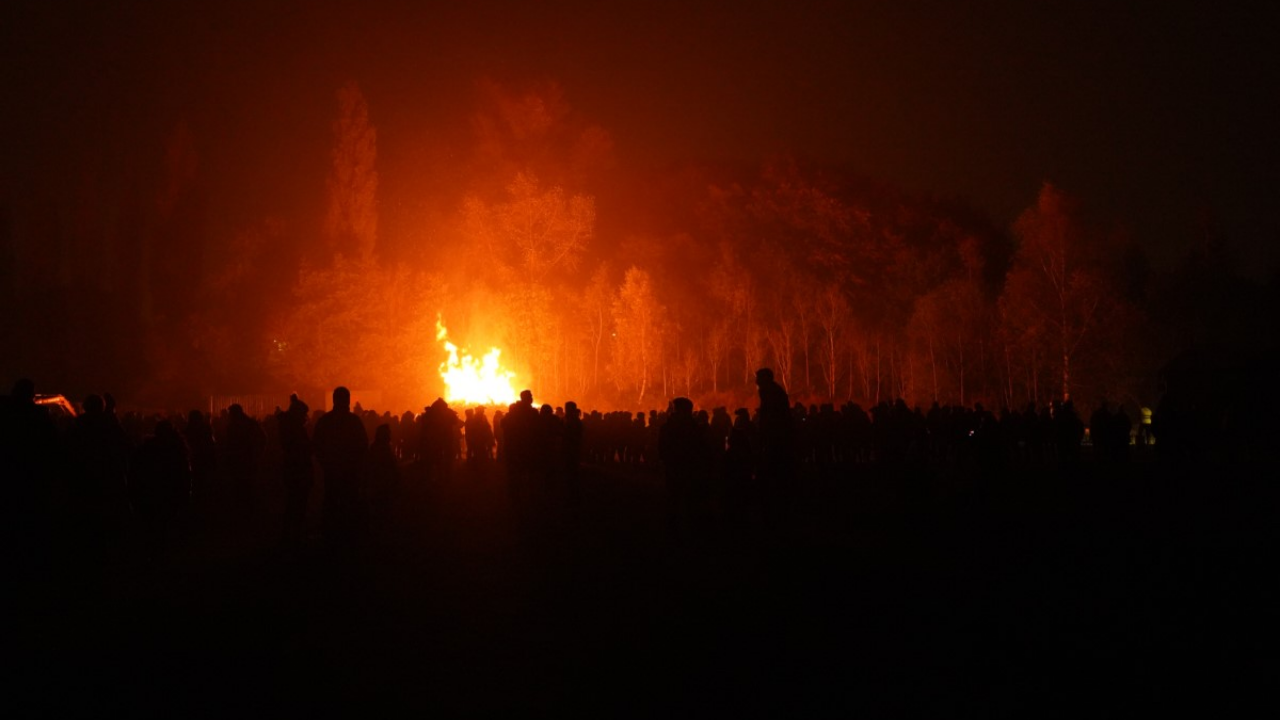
[766,315,798,395]
[909,277,989,405]
[814,285,852,401]
[461,173,594,284]
[908,290,945,403]
[501,282,558,394]
[325,81,378,262]
[274,257,446,408]
[1001,183,1111,403]
[747,158,869,284]
[581,263,614,394]
[791,284,816,395]
[188,217,288,392]
[610,266,664,405]
[762,257,811,395]
[671,341,699,398]
[705,318,731,395]
[707,243,761,384]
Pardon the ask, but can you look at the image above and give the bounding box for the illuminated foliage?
[581,263,615,394]
[610,266,665,405]
[462,173,594,283]
[4,72,1227,417]
[1001,183,1109,403]
[707,243,761,385]
[909,277,991,405]
[747,159,870,283]
[186,218,291,393]
[814,285,852,401]
[276,256,446,408]
[500,283,558,393]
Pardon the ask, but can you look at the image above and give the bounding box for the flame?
[436,317,518,406]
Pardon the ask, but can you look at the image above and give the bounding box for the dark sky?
[5,0,1278,271]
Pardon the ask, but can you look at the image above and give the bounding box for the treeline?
[2,80,1275,414]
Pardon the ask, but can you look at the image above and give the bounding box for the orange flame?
[436,317,518,406]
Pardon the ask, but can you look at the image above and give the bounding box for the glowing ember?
[436,317,518,406]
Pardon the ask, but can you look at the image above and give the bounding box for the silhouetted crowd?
[6,367,1270,718]
[0,368,1240,561]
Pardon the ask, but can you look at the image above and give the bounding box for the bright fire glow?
[436,317,518,406]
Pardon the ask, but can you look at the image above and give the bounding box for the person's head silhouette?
[83,394,104,415]
[155,419,179,443]
[333,386,351,412]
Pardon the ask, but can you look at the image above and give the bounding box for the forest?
[2,79,1275,415]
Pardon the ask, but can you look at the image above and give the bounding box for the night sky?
[4,0,1278,271]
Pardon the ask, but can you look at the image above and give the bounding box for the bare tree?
[705,319,731,394]
[814,285,852,400]
[463,173,594,283]
[610,266,664,405]
[1001,183,1108,402]
[582,262,613,394]
[766,314,797,393]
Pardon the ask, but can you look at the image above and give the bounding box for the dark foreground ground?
[6,457,1275,716]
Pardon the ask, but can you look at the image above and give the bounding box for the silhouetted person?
[1,379,59,502]
[367,423,399,540]
[1036,404,1055,465]
[65,393,132,540]
[397,410,415,459]
[277,394,312,546]
[185,409,217,513]
[493,409,506,461]
[466,406,495,465]
[1136,407,1154,448]
[660,397,709,534]
[1113,404,1132,463]
[562,402,584,506]
[709,406,732,454]
[628,412,647,467]
[1090,399,1114,464]
[1054,400,1085,469]
[222,404,266,523]
[1,379,61,567]
[313,387,369,548]
[419,398,459,482]
[503,390,539,511]
[723,408,757,520]
[972,403,1006,474]
[463,408,475,459]
[130,420,191,559]
[1091,399,1132,465]
[755,368,794,515]
[538,403,564,487]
